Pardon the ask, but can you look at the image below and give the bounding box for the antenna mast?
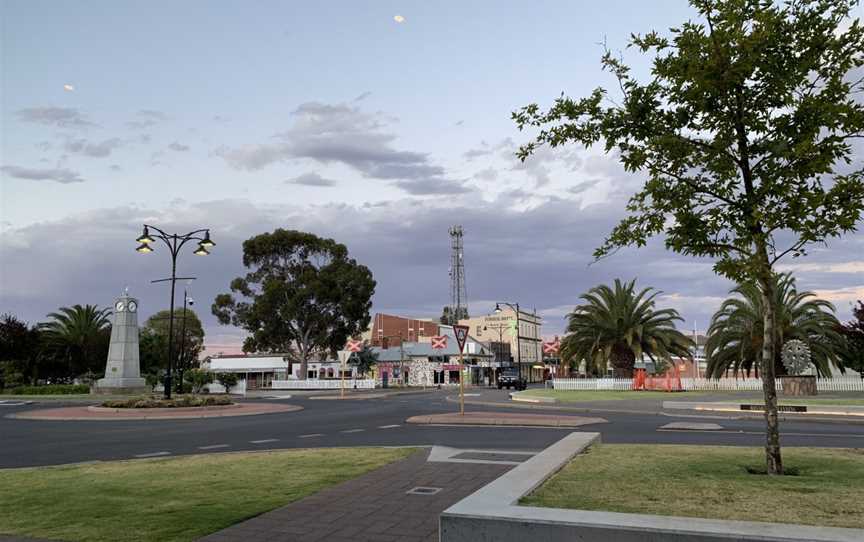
[448,225,468,323]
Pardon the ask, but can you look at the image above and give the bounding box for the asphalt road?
[2,389,863,468]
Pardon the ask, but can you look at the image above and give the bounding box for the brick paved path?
[200,449,512,542]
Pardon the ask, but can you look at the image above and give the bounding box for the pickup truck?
[497,369,527,391]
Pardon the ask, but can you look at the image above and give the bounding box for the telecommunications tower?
[448,225,469,323]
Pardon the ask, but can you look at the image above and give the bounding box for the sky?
[2,0,863,354]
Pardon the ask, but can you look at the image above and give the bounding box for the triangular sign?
[453,325,469,353]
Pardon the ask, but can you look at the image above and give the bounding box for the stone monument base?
[780,375,817,396]
[95,377,149,395]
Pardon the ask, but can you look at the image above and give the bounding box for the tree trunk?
[757,271,783,475]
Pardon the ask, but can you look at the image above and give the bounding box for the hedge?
[6,384,90,395]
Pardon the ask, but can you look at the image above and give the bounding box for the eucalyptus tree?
[213,229,376,379]
[561,279,693,378]
[514,0,864,474]
[706,273,844,378]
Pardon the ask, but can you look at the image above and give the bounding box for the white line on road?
[340,428,365,433]
[378,424,401,429]
[134,451,170,458]
[198,444,230,450]
[299,433,324,438]
[250,439,279,444]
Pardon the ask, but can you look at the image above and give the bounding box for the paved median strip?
[249,439,279,444]
[198,444,231,450]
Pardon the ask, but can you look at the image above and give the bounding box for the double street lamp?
[494,301,523,381]
[135,225,214,399]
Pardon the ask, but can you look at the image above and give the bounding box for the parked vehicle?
[497,369,527,390]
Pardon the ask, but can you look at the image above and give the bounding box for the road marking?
[378,424,401,429]
[250,439,279,444]
[134,451,170,458]
[341,428,365,433]
[198,444,230,450]
[299,433,323,438]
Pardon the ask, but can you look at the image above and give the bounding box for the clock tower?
[96,291,148,393]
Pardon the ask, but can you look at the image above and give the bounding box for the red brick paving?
[198,449,512,542]
[406,410,607,427]
[8,402,301,420]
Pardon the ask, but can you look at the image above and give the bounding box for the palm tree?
[40,304,111,379]
[561,279,693,378]
[706,273,843,378]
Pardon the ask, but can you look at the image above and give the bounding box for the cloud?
[474,167,498,181]
[126,109,169,130]
[287,172,337,187]
[213,115,230,123]
[776,261,864,274]
[1,165,85,184]
[215,101,467,195]
[393,178,473,195]
[168,142,190,152]
[353,91,372,102]
[64,137,123,158]
[110,164,122,171]
[15,107,96,129]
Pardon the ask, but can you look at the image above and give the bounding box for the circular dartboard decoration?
[782,339,811,375]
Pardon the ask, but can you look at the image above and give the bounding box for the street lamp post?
[484,323,508,386]
[494,302,522,381]
[135,225,214,399]
[175,290,194,393]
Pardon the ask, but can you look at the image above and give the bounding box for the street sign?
[337,350,351,368]
[346,339,363,353]
[453,325,469,353]
[431,335,447,349]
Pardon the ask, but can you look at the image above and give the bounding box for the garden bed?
[521,443,864,528]
[100,394,233,408]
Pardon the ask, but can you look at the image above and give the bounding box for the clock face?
[128,301,137,313]
[115,301,126,312]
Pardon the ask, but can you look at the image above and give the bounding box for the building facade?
[203,354,359,389]
[366,313,440,346]
[459,306,544,382]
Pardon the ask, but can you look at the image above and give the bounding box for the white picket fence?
[552,377,864,392]
[270,379,376,390]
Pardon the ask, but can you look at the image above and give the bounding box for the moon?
[393,15,405,23]
[63,84,75,92]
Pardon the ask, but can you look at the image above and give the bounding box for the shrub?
[183,369,213,394]
[216,373,239,393]
[8,384,90,395]
[100,394,233,408]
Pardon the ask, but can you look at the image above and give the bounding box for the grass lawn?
[777,397,864,406]
[0,447,415,542]
[522,444,864,528]
[520,389,717,402]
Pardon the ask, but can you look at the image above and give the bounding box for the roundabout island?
[7,400,302,421]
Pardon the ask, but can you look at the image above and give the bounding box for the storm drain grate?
[406,486,442,496]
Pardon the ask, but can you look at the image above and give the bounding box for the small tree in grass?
[184,369,213,394]
[353,345,379,378]
[514,0,864,474]
[216,373,239,394]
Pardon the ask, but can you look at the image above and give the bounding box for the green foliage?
[837,301,864,377]
[706,273,843,378]
[140,308,205,375]
[183,369,213,394]
[0,314,43,388]
[7,384,90,395]
[215,372,239,393]
[39,305,111,379]
[212,229,376,379]
[514,0,864,284]
[352,345,379,376]
[144,370,162,393]
[561,279,693,378]
[101,395,232,408]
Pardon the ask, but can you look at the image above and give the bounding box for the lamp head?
[199,230,215,248]
[494,303,502,314]
[193,244,210,256]
[135,243,153,253]
[136,226,155,244]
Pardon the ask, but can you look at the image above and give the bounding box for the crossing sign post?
[453,325,469,416]
[343,340,362,399]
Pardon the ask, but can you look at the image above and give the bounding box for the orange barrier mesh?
[631,365,683,392]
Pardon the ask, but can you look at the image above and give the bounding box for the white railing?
[552,377,864,392]
[270,379,376,390]
[551,378,634,390]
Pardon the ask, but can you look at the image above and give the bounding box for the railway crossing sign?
[543,338,560,355]
[431,335,448,349]
[346,339,363,353]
